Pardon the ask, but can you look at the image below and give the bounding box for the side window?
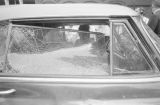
[5,22,111,76]
[112,23,152,74]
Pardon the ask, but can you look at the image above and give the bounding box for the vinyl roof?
[0,4,138,21]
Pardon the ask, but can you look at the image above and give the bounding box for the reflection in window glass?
[112,23,151,74]
[6,23,110,75]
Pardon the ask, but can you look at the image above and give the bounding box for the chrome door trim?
[0,76,160,83]
[0,89,16,95]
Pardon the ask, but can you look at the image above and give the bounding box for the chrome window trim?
[140,19,160,55]
[110,21,113,76]
[10,16,130,22]
[10,16,111,22]
[139,18,160,71]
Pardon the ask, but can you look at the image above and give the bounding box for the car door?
[0,18,160,105]
[1,75,160,105]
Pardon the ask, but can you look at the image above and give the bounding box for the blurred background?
[0,0,152,9]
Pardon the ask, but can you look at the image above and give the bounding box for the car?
[0,3,160,105]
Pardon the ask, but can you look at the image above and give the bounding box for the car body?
[0,4,160,105]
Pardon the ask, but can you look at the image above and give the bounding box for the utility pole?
[19,0,23,4]
[4,0,9,5]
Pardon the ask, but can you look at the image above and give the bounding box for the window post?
[3,23,12,71]
[110,21,113,76]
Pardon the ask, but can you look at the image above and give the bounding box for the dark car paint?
[0,76,160,105]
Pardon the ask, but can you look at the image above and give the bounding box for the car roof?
[0,4,138,21]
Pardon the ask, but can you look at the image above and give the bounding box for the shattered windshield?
[4,23,111,76]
